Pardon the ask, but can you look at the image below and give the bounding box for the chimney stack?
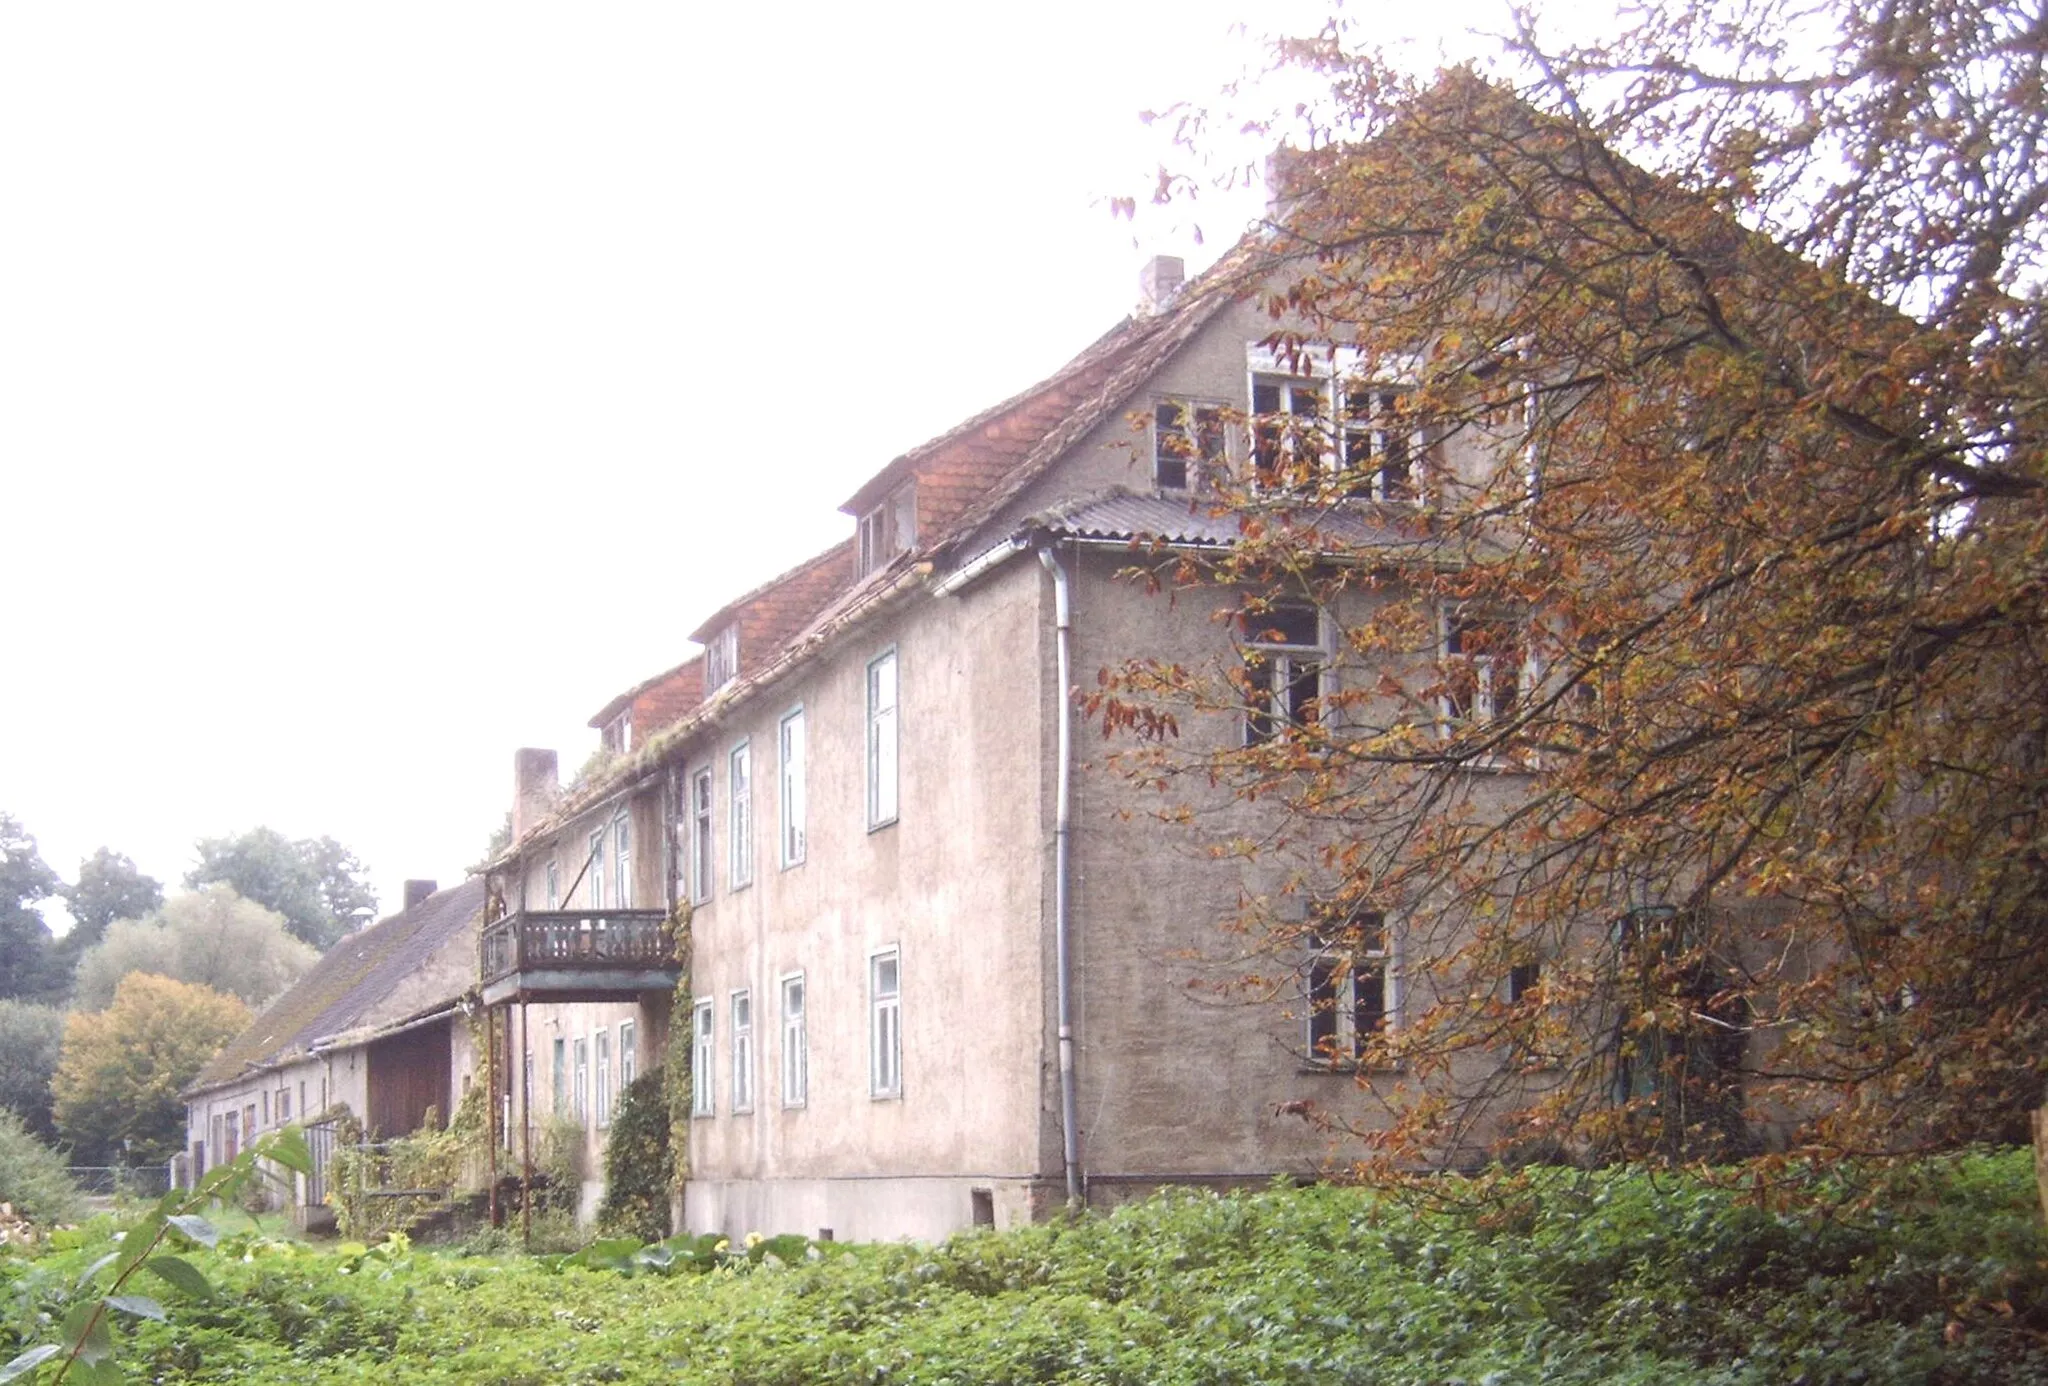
[512,747,560,844]
[1138,254,1185,315]
[403,879,438,912]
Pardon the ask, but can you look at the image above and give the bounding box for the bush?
[597,1067,671,1242]
[0,1108,83,1228]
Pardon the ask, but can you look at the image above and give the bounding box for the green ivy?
[596,1069,672,1242]
[663,900,693,1200]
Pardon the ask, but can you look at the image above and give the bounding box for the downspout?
[1036,543,1083,1210]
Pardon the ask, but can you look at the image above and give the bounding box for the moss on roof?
[190,878,485,1093]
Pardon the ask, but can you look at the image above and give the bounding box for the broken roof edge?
[588,651,706,730]
[489,560,933,872]
[838,236,1267,520]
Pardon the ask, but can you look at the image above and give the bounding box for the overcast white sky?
[0,0,1591,930]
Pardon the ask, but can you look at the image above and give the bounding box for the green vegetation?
[596,1067,672,1242]
[3,1149,2040,1384]
[0,1111,83,1229]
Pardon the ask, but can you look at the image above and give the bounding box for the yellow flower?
[713,1237,730,1253]
[744,1232,764,1248]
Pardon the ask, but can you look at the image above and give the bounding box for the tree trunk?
[2034,1107,2048,1226]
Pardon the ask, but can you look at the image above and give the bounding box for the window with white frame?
[545,860,560,911]
[586,828,606,910]
[690,767,714,903]
[780,973,807,1108]
[1441,609,1526,730]
[780,707,807,867]
[612,814,631,908]
[858,482,918,578]
[595,1030,612,1128]
[730,989,754,1113]
[573,1037,590,1125]
[1304,908,1397,1064]
[729,742,753,887]
[870,948,902,1099]
[1248,343,1428,500]
[619,1020,636,1090]
[552,1038,567,1116]
[601,710,631,756]
[1241,601,1326,745]
[1153,398,1226,491]
[691,1001,714,1117]
[866,650,899,828]
[705,624,739,692]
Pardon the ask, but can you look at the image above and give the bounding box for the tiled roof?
[190,878,485,1093]
[499,243,1272,863]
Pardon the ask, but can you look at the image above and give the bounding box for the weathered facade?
[184,879,487,1223]
[486,245,1543,1242]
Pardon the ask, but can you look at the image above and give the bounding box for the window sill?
[1297,1062,1404,1077]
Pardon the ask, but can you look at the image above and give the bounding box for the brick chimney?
[1138,254,1185,315]
[403,879,438,911]
[512,747,560,844]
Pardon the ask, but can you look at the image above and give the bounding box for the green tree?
[0,813,61,1002]
[1098,0,2048,1176]
[62,848,164,947]
[51,973,249,1166]
[0,1107,84,1226]
[186,827,378,950]
[72,885,319,1011]
[0,999,66,1140]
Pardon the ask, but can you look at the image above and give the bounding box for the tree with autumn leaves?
[1098,0,2047,1178]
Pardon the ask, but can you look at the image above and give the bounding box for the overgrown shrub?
[597,1067,671,1242]
[0,1109,82,1228]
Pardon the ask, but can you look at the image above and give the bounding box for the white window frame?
[869,946,902,1100]
[729,741,754,888]
[619,1019,636,1091]
[690,766,714,903]
[573,1037,590,1126]
[1241,601,1328,745]
[780,971,807,1109]
[595,1030,612,1129]
[1304,910,1400,1064]
[602,710,631,755]
[586,828,606,910]
[866,649,899,830]
[544,859,560,912]
[552,1037,567,1116]
[857,482,919,578]
[730,988,754,1113]
[779,706,807,868]
[1152,397,1227,492]
[1246,343,1427,501]
[690,1000,714,1117]
[612,813,632,908]
[1439,608,1528,732]
[704,624,739,692]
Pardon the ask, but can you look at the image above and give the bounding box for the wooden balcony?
[479,909,680,1006]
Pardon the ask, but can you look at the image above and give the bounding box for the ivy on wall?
[597,1067,672,1241]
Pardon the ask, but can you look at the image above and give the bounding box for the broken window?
[1241,601,1326,745]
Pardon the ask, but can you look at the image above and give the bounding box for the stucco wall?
[682,564,1052,1239]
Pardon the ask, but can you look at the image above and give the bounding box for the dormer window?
[601,711,631,756]
[858,482,918,578]
[705,624,739,693]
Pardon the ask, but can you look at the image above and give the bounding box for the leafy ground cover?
[3,1150,2043,1385]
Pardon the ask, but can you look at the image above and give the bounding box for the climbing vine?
[663,898,693,1200]
[596,1067,672,1241]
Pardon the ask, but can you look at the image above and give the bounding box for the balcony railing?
[479,909,676,986]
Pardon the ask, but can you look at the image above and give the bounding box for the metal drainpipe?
[1036,543,1083,1210]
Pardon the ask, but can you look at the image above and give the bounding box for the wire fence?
[64,1166,173,1200]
